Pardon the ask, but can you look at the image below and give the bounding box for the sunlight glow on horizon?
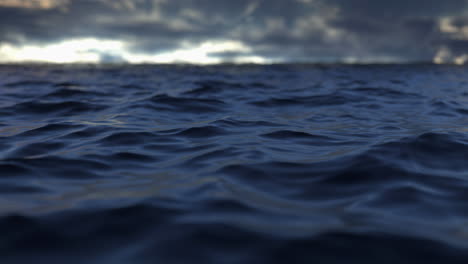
[0,38,269,64]
[125,40,268,64]
[0,37,466,65]
[0,38,124,63]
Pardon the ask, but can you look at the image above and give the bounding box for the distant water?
[1,64,468,263]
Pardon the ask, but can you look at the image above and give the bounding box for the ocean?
[1,63,468,263]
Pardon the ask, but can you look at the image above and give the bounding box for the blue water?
[1,64,468,263]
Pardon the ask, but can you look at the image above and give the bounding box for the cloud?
[0,0,467,63]
[0,38,125,63]
[0,0,68,9]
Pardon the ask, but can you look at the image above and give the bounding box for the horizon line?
[0,61,465,66]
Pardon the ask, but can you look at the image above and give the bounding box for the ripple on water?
[0,64,468,263]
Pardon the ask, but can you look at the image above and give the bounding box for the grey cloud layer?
[0,0,467,62]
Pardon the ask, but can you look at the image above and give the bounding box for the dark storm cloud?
[317,0,468,61]
[0,0,467,62]
[328,0,468,18]
[0,1,119,43]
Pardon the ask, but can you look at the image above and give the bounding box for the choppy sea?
[1,64,468,263]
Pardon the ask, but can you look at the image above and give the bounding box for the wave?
[0,64,468,263]
[1,203,468,263]
[2,101,106,116]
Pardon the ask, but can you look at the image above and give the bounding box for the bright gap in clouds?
[0,38,268,64]
[0,38,123,63]
[127,41,268,64]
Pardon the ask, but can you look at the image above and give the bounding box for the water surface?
[1,64,468,263]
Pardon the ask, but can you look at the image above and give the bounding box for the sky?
[0,0,467,64]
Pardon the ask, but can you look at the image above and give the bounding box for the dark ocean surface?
[1,64,468,263]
